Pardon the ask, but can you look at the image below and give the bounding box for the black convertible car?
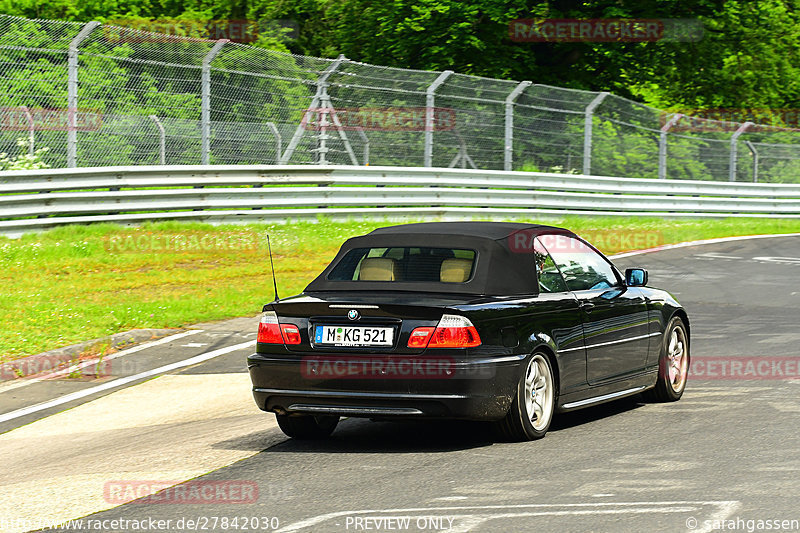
[247,222,689,441]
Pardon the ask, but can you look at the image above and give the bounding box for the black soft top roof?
[368,221,569,240]
[304,222,577,296]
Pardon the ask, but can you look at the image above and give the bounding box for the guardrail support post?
[280,55,346,165]
[424,70,453,168]
[67,21,100,168]
[658,113,683,179]
[201,39,228,166]
[149,115,166,165]
[582,92,609,176]
[504,81,532,171]
[729,121,754,182]
[20,106,34,156]
[744,140,759,183]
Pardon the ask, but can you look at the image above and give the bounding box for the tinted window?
[533,237,567,293]
[540,235,618,291]
[327,247,476,283]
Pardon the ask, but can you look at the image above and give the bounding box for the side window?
[541,235,619,291]
[533,237,568,293]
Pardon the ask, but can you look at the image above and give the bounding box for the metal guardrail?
[2,165,800,236]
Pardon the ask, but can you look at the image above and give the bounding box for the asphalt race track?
[2,235,800,533]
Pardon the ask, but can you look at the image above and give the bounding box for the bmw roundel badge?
[347,309,360,321]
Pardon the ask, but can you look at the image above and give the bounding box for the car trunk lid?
[268,292,476,355]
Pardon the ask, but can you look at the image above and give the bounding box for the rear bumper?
[247,353,523,421]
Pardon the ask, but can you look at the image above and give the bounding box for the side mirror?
[625,268,648,287]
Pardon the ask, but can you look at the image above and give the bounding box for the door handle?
[580,301,596,311]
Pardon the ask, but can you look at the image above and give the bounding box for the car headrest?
[358,257,397,281]
[440,258,472,283]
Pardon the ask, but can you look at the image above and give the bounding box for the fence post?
[424,70,453,168]
[504,81,532,171]
[201,39,228,166]
[149,115,166,165]
[744,140,758,183]
[266,122,282,164]
[582,91,609,175]
[729,121,754,182]
[658,113,683,179]
[315,85,331,165]
[355,127,369,165]
[19,106,34,156]
[67,21,100,168]
[280,55,346,165]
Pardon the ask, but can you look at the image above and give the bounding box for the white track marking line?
[696,500,742,533]
[445,516,490,533]
[0,339,252,424]
[275,501,739,533]
[0,330,203,394]
[610,232,800,259]
[443,507,699,533]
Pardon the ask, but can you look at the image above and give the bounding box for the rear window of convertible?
[327,247,477,283]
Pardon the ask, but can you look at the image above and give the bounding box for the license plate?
[314,325,394,347]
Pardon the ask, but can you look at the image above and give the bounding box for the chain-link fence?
[2,14,800,182]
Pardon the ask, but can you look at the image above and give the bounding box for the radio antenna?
[266,234,280,302]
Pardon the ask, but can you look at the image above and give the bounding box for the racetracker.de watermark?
[508,229,663,253]
[1,107,102,132]
[1,516,281,532]
[301,107,456,132]
[301,356,494,380]
[0,355,121,380]
[690,356,800,380]
[104,480,259,505]
[1,354,78,380]
[103,231,267,254]
[103,18,298,44]
[509,18,703,42]
[661,108,800,132]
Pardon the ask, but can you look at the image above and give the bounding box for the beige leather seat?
[440,258,472,283]
[358,257,398,281]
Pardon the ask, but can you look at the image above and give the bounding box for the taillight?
[257,312,302,345]
[407,315,481,348]
[257,312,283,344]
[407,327,435,348]
[280,324,301,345]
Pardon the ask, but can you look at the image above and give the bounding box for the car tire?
[644,316,689,402]
[276,414,339,439]
[495,352,556,441]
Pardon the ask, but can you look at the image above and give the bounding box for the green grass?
[3,216,800,362]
